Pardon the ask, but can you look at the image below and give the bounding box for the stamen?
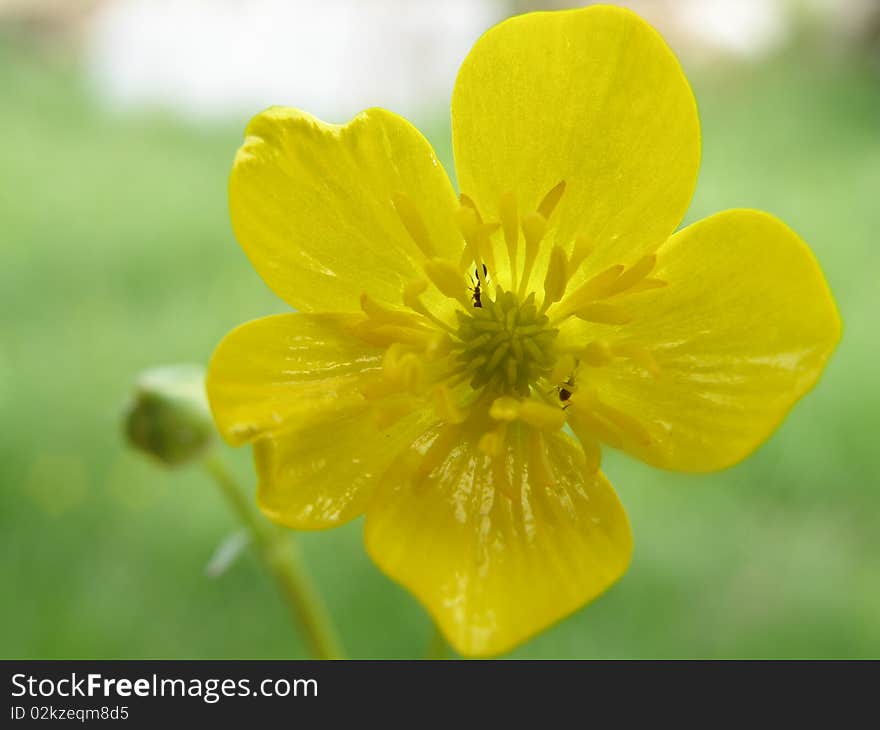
[432,385,466,424]
[360,292,425,329]
[622,277,667,294]
[382,344,425,393]
[478,422,507,457]
[569,234,594,274]
[372,395,422,429]
[423,259,472,308]
[605,254,657,297]
[612,343,661,378]
[541,245,569,314]
[566,407,624,449]
[575,302,632,325]
[565,418,602,472]
[371,182,674,493]
[519,211,547,298]
[528,429,556,490]
[456,206,498,287]
[425,331,453,360]
[362,171,677,503]
[353,321,435,349]
[552,264,623,320]
[475,222,500,274]
[391,192,435,258]
[498,192,519,291]
[537,180,566,221]
[581,340,614,367]
[594,400,652,446]
[549,353,576,386]
[359,377,402,400]
[490,396,566,431]
[402,278,429,301]
[489,396,520,421]
[456,206,485,283]
[459,193,483,223]
[403,281,458,335]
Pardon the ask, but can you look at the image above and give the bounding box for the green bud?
[123,364,215,467]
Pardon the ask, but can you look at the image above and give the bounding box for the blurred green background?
[1,0,879,659]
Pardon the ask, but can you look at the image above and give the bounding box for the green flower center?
[454,288,558,396]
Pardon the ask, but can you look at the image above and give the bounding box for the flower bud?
[123,365,215,466]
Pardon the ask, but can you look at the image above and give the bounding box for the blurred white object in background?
[582,0,788,59]
[673,0,788,58]
[86,0,503,123]
[78,0,880,121]
[521,0,880,62]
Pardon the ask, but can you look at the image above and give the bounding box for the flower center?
[354,181,667,468]
[455,289,557,396]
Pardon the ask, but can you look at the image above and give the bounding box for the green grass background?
[1,37,878,658]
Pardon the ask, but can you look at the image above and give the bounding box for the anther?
[569,234,594,274]
[456,206,493,287]
[519,211,547,298]
[478,423,507,457]
[623,277,667,294]
[541,244,569,313]
[612,343,661,378]
[489,396,566,431]
[402,279,458,336]
[459,193,483,223]
[537,180,566,221]
[372,396,421,429]
[361,292,425,329]
[391,192,435,258]
[424,259,471,307]
[566,407,624,449]
[594,400,652,446]
[605,254,657,297]
[581,340,614,367]
[498,191,519,290]
[553,264,623,320]
[575,302,632,325]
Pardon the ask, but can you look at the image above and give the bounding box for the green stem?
[202,453,344,660]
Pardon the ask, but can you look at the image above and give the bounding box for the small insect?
[555,367,579,410]
[469,264,489,308]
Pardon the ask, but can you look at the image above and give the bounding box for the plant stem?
[202,453,344,660]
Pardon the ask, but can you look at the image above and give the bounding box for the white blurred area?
[86,0,505,123]
[2,0,878,122]
[598,0,880,59]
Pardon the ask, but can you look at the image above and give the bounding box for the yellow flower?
[206,6,840,656]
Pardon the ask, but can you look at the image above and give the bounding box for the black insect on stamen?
[470,264,489,308]
[557,368,577,410]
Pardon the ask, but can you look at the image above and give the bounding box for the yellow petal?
[364,423,632,656]
[255,406,435,529]
[452,6,699,289]
[569,209,841,471]
[206,313,382,446]
[231,107,462,313]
